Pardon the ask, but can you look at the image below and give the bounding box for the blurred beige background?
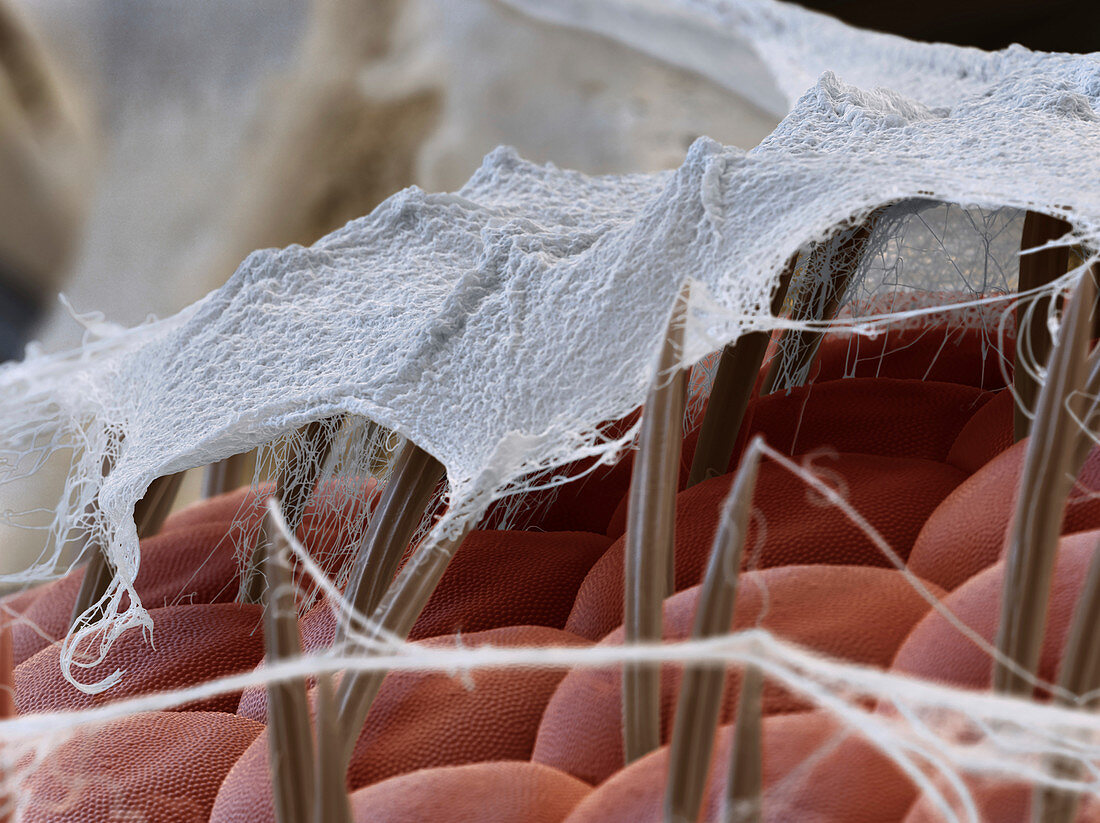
[10,0,779,355]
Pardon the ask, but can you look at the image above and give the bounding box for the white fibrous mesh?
[2,0,1100,818]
